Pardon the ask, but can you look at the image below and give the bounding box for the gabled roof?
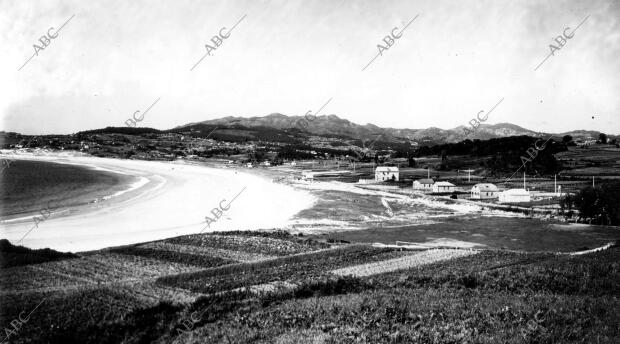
[501,189,530,195]
[376,166,399,172]
[415,178,435,184]
[472,183,499,192]
[434,181,455,187]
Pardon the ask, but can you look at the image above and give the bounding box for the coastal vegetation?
[1,231,619,343]
[0,239,77,268]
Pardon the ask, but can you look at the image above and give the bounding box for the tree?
[562,135,573,143]
[599,133,607,144]
[572,183,620,225]
[559,193,575,218]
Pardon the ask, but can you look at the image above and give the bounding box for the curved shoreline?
[1,158,141,223]
[0,153,317,252]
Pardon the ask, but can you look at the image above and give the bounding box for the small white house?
[302,171,314,180]
[470,183,499,199]
[413,178,434,191]
[432,181,455,193]
[246,162,253,168]
[375,166,399,182]
[498,189,531,203]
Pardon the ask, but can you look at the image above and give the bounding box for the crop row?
[109,246,233,269]
[373,248,620,297]
[139,242,275,262]
[167,248,620,344]
[166,233,329,256]
[0,285,152,343]
[0,265,79,293]
[331,249,479,277]
[1,252,208,299]
[86,252,202,279]
[157,245,408,294]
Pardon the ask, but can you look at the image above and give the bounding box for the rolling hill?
[174,113,601,145]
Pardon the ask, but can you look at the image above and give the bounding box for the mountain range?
[176,113,602,145]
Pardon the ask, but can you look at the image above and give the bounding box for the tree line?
[560,182,620,225]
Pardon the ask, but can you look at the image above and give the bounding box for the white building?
[432,181,455,193]
[375,166,399,182]
[302,171,314,180]
[470,183,499,199]
[413,178,434,191]
[498,189,531,203]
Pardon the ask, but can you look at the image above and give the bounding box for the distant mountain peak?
[175,113,599,144]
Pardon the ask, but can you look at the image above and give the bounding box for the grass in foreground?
[1,232,619,343]
[169,247,620,344]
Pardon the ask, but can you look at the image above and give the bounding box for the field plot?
[3,231,619,343]
[108,245,233,268]
[166,232,330,256]
[317,216,620,252]
[0,265,88,294]
[85,252,203,278]
[556,145,620,177]
[157,244,409,294]
[170,246,620,344]
[139,242,277,262]
[0,285,162,343]
[331,249,479,277]
[1,252,206,297]
[0,232,334,318]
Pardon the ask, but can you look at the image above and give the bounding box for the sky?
[1,0,619,135]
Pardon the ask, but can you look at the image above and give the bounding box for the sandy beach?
[0,153,316,252]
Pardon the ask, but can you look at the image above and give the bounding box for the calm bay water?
[0,159,132,219]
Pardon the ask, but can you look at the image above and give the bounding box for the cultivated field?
[1,231,619,343]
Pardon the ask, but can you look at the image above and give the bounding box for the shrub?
[0,239,77,268]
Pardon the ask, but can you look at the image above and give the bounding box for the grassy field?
[1,231,619,343]
[315,217,620,252]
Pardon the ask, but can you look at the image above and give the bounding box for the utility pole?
[554,174,557,194]
[461,169,474,182]
[523,171,526,190]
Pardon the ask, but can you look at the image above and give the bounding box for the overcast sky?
[1,0,619,135]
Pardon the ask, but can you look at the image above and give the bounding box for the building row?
[375,166,531,203]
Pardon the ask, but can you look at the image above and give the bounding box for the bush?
[0,239,77,268]
[565,182,620,225]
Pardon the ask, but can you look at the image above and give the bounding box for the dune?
[0,153,316,252]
